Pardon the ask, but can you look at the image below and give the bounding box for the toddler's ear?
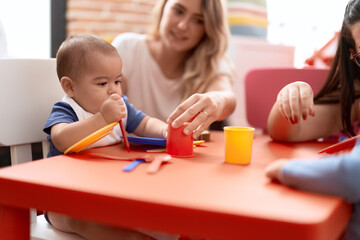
[60,76,75,97]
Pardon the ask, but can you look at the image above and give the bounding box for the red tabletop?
[0,132,352,240]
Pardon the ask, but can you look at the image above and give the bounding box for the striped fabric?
[227,0,268,38]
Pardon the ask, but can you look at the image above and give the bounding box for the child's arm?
[133,116,167,139]
[265,146,360,202]
[51,94,126,152]
[267,81,342,142]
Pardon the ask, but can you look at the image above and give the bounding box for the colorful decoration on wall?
[227,0,268,38]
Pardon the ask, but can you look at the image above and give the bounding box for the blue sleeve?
[43,102,78,134]
[122,95,145,133]
[43,102,78,157]
[280,139,360,203]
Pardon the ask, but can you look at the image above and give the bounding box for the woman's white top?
[112,32,232,122]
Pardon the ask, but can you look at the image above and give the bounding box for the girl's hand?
[99,94,127,124]
[276,81,315,124]
[167,93,221,139]
[265,159,288,180]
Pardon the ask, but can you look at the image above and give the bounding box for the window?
[0,0,50,58]
[267,0,348,67]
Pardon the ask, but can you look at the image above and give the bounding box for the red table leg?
[0,206,30,240]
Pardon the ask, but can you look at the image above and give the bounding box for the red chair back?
[244,67,329,132]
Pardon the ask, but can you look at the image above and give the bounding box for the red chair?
[244,67,329,133]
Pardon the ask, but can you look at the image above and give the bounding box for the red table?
[0,132,352,240]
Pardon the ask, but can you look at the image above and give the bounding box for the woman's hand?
[99,94,127,124]
[276,81,315,124]
[167,93,222,139]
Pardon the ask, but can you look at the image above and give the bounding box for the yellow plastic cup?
[224,126,255,165]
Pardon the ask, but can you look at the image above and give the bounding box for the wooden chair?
[244,67,329,133]
[0,58,84,239]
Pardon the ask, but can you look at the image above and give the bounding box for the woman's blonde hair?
[149,0,231,100]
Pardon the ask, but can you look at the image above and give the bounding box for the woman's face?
[159,0,206,52]
[351,21,360,54]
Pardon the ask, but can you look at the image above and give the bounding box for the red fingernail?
[294,116,298,123]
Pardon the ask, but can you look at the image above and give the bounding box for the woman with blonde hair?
[112,0,236,139]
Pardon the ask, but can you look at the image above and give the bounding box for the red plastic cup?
[166,122,193,158]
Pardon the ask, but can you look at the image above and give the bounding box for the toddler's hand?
[265,159,288,180]
[276,81,315,124]
[99,94,127,124]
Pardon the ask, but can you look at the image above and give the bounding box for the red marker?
[119,121,130,152]
[318,135,360,154]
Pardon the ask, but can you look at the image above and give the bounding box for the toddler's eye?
[98,82,107,86]
[115,80,122,85]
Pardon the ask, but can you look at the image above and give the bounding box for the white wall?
[0,0,348,61]
[267,0,348,67]
[228,1,349,127]
[228,36,295,127]
[0,0,50,58]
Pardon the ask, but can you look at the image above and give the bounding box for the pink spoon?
[146,155,171,174]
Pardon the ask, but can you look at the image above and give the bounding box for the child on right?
[266,1,360,239]
[266,143,360,239]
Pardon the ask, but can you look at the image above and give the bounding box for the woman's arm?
[205,74,237,120]
[267,102,342,142]
[267,81,343,142]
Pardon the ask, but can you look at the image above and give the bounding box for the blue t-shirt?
[281,139,360,240]
[43,95,145,157]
